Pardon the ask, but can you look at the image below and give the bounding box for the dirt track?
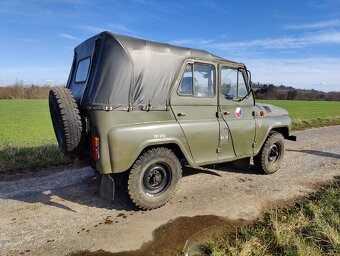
[1,126,340,256]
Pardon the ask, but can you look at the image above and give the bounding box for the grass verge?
[292,115,340,131]
[0,143,72,173]
[199,178,340,256]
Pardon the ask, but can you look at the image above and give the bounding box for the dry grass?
[199,179,340,256]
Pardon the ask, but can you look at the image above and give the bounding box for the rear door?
[171,61,219,165]
[218,65,256,159]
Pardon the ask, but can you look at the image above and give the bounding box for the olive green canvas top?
[68,31,239,111]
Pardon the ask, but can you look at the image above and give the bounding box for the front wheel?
[254,132,285,174]
[128,147,182,210]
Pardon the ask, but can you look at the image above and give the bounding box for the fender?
[106,122,193,173]
[254,115,293,155]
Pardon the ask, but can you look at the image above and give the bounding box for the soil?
[1,125,339,256]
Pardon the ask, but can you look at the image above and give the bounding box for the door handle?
[177,112,187,116]
[223,111,231,115]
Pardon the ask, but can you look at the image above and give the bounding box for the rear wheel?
[49,87,82,156]
[254,132,285,174]
[128,147,182,210]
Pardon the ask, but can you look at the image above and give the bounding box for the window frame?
[219,66,249,100]
[74,57,91,84]
[177,61,216,98]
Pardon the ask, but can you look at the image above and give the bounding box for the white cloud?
[0,66,70,86]
[77,24,143,38]
[57,33,80,40]
[210,30,340,50]
[168,38,215,46]
[244,58,340,92]
[108,23,137,34]
[77,25,106,34]
[285,19,340,30]
[171,30,340,51]
[20,38,39,43]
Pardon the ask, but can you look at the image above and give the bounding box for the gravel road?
[1,126,340,256]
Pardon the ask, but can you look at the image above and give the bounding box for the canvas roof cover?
[69,31,238,111]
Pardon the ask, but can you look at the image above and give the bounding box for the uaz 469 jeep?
[49,32,296,210]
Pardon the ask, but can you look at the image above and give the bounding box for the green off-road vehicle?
[49,32,296,210]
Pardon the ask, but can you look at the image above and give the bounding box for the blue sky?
[1,0,340,92]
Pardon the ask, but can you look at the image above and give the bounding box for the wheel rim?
[142,163,171,195]
[268,143,281,164]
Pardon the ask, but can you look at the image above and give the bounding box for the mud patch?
[104,219,113,225]
[69,215,249,256]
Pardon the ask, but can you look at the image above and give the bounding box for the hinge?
[216,146,222,153]
[216,111,220,118]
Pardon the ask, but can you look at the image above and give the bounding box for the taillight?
[91,136,100,160]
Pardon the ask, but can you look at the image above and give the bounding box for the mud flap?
[100,174,115,201]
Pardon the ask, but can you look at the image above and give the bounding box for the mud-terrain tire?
[128,147,182,210]
[49,87,82,156]
[254,131,285,174]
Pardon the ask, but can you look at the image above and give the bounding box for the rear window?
[75,57,91,83]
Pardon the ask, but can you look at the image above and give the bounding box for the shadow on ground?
[0,161,259,213]
[287,149,340,160]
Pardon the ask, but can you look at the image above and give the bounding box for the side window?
[178,63,215,98]
[75,57,91,83]
[178,64,193,95]
[220,67,248,100]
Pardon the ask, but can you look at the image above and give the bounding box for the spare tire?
[49,87,82,155]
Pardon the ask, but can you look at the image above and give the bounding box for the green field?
[260,100,340,130]
[260,100,340,119]
[0,99,56,147]
[0,99,71,172]
[0,99,340,172]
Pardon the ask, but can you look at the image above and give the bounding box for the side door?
[171,61,219,165]
[218,65,256,159]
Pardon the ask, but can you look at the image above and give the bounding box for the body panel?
[218,97,256,158]
[89,110,193,173]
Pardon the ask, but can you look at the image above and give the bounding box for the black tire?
[49,87,82,156]
[254,132,285,174]
[128,147,182,210]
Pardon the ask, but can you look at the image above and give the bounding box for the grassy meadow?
[260,100,340,130]
[0,99,56,146]
[0,99,71,173]
[0,99,340,173]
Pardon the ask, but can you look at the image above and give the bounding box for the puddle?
[69,215,249,256]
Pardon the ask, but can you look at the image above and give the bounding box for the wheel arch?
[140,143,189,165]
[271,126,289,139]
[254,125,290,156]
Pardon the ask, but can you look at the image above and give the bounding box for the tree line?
[253,83,340,101]
[0,82,339,101]
[0,83,58,99]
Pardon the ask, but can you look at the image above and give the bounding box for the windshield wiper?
[236,89,252,102]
